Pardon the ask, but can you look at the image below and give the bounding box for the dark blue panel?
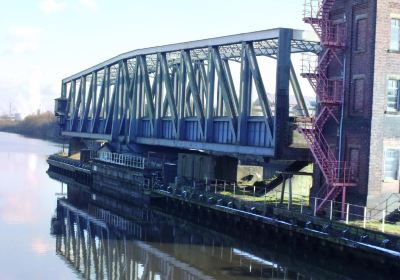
[260,121,266,146]
[247,117,272,147]
[256,122,260,146]
[213,119,235,144]
[98,119,105,132]
[162,119,173,139]
[185,119,201,141]
[88,119,93,132]
[224,121,229,143]
[140,119,152,137]
[66,119,72,131]
[248,121,254,146]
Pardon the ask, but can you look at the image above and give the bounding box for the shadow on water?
[48,171,396,280]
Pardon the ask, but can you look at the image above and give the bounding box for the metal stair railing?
[301,0,355,214]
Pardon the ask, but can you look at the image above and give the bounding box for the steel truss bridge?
[56,28,319,157]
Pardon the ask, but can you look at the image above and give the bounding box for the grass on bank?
[218,164,313,204]
[347,220,400,236]
[216,190,400,235]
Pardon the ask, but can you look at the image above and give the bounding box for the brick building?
[313,0,400,207]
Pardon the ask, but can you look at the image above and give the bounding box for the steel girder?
[59,28,319,156]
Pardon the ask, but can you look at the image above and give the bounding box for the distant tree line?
[0,111,63,142]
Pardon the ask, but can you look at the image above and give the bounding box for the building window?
[390,18,400,51]
[352,78,364,113]
[384,149,399,180]
[355,17,367,52]
[349,148,360,179]
[387,79,400,112]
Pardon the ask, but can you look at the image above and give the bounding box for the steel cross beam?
[57,28,319,157]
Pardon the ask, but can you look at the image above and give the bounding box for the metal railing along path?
[162,179,400,236]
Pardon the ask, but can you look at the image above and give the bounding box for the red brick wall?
[310,0,400,206]
[368,0,400,205]
[312,0,375,205]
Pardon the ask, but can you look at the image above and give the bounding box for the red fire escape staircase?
[300,0,355,214]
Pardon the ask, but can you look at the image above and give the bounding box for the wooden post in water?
[313,197,317,216]
[280,175,286,205]
[300,196,304,214]
[363,207,367,229]
[288,176,292,210]
[264,188,267,214]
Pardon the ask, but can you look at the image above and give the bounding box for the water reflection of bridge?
[54,192,308,280]
[56,200,214,279]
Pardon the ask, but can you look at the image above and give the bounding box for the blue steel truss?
[55,28,319,157]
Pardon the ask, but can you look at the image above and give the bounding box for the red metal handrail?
[302,0,354,213]
[303,0,321,20]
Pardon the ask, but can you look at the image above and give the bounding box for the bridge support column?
[274,29,292,158]
[238,42,251,145]
[205,48,215,142]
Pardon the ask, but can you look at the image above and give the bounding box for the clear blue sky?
[0,0,310,116]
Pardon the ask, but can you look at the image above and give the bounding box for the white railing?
[311,196,397,233]
[96,151,146,169]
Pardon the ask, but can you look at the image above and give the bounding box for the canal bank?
[47,152,400,274]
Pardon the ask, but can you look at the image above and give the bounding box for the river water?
[0,132,392,280]
[0,132,76,279]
